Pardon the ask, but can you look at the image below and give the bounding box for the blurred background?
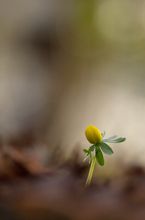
[0,0,145,175]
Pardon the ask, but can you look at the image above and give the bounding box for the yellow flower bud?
[85,125,102,144]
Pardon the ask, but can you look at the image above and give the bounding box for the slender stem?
[86,156,96,186]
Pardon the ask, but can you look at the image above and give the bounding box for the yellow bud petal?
[85,125,102,144]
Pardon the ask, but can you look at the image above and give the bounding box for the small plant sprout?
[84,125,126,186]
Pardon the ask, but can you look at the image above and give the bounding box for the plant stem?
[86,156,96,186]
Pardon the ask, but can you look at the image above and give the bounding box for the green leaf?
[103,136,118,142]
[106,135,118,140]
[114,137,126,143]
[108,137,126,143]
[100,142,113,155]
[84,145,95,155]
[89,145,95,151]
[104,137,126,143]
[83,149,89,154]
[95,148,104,166]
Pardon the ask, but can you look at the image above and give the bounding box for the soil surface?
[0,150,144,220]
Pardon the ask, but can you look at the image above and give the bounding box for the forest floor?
[0,148,144,220]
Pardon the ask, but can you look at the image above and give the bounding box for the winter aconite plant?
[84,125,126,185]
